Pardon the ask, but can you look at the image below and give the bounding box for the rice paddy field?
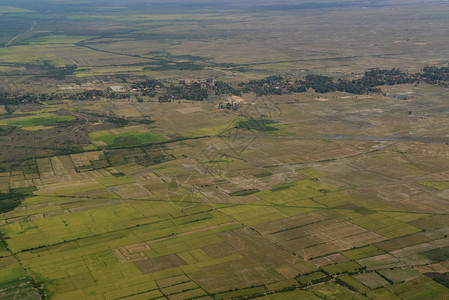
[0,83,449,299]
[1,0,449,299]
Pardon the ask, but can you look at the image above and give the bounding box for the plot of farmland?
[0,114,74,130]
[1,81,449,300]
[419,181,449,191]
[89,130,164,147]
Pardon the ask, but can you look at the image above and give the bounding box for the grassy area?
[378,269,420,283]
[236,119,279,132]
[337,275,371,293]
[322,261,362,275]
[353,272,390,289]
[419,181,449,190]
[90,131,164,147]
[368,277,449,299]
[1,114,74,129]
[342,246,385,260]
[24,34,95,45]
[188,122,235,136]
[96,175,135,187]
[298,168,328,179]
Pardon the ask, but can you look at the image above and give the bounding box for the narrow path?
[70,111,89,130]
[5,22,36,48]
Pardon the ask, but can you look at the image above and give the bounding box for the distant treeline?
[1,64,449,106]
[154,64,449,100]
[0,89,129,106]
[236,66,448,96]
[0,91,51,105]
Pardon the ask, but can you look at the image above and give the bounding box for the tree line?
[1,64,449,106]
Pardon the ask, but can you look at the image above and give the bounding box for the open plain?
[1,0,449,299]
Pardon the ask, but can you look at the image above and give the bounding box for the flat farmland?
[1,0,449,299]
[2,85,449,298]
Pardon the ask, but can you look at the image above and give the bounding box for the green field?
[0,113,75,131]
[419,181,449,190]
[8,115,74,128]
[90,131,164,147]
